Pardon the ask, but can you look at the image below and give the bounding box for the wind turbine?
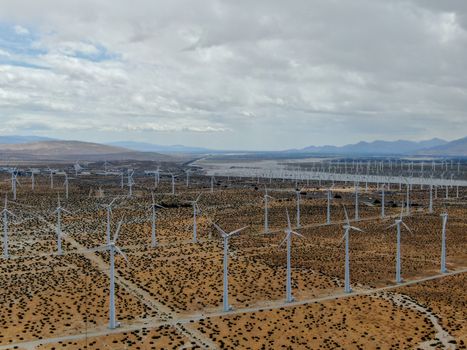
[127,170,135,197]
[210,175,216,193]
[440,213,448,273]
[212,222,248,312]
[11,172,20,201]
[63,172,70,199]
[339,206,364,293]
[185,169,191,187]
[381,184,386,219]
[101,198,118,245]
[429,183,434,213]
[169,173,177,195]
[354,182,359,221]
[2,195,15,259]
[279,209,304,303]
[49,168,54,189]
[55,195,71,256]
[74,161,83,176]
[386,204,412,283]
[326,185,334,225]
[263,188,274,233]
[93,219,128,329]
[149,192,164,248]
[405,183,410,215]
[189,193,202,243]
[295,188,304,228]
[155,167,160,187]
[30,169,38,191]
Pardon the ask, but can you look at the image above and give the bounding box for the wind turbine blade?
[349,226,364,232]
[113,219,124,242]
[401,221,413,234]
[343,205,349,225]
[228,225,249,237]
[212,222,227,237]
[114,246,129,263]
[386,222,398,230]
[291,231,305,239]
[195,193,202,202]
[286,208,291,230]
[278,234,289,248]
[109,197,118,207]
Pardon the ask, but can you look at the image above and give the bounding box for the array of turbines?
[0,160,462,330]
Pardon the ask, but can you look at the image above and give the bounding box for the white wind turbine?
[386,204,412,283]
[381,184,386,219]
[2,195,15,259]
[295,188,305,228]
[263,188,275,233]
[169,173,177,195]
[213,222,248,312]
[326,185,334,225]
[55,195,71,256]
[11,171,20,201]
[49,168,54,189]
[185,169,191,187]
[155,167,160,187]
[279,209,304,303]
[405,183,410,215]
[429,183,433,213]
[210,175,216,193]
[354,182,359,221]
[63,172,70,199]
[30,169,38,191]
[149,192,165,248]
[93,219,128,329]
[74,161,82,176]
[189,193,202,243]
[440,212,448,273]
[127,170,135,197]
[101,197,118,245]
[339,206,364,293]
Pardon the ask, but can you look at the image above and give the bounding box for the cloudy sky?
[0,0,466,150]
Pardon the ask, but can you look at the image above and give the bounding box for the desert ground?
[0,161,466,349]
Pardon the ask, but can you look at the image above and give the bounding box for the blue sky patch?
[0,22,46,57]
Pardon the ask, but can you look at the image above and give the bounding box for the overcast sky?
[0,0,466,150]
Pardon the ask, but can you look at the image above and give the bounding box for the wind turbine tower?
[213,223,248,312]
[280,209,304,302]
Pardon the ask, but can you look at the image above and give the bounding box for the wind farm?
[0,154,466,349]
[1,0,467,348]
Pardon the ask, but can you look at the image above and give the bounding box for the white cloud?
[13,24,29,35]
[0,0,466,149]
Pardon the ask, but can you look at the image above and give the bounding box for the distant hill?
[0,140,175,162]
[0,135,56,144]
[108,141,217,154]
[296,138,448,155]
[418,136,467,156]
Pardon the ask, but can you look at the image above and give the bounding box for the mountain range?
[107,141,216,154]
[0,140,175,162]
[293,138,449,155]
[1,135,467,158]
